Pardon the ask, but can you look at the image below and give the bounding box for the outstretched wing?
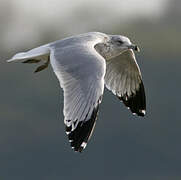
[104,49,146,116]
[50,44,106,152]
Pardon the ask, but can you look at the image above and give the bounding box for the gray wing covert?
[104,49,146,116]
[50,45,105,152]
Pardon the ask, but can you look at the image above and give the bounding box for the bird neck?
[94,42,122,60]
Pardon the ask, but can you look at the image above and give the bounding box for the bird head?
[109,35,140,56]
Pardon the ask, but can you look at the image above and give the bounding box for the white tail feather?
[7,44,50,63]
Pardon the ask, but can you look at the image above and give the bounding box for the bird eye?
[117,40,124,44]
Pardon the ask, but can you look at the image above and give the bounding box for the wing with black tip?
[50,44,105,152]
[104,49,146,116]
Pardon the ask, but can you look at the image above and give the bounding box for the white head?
[96,35,139,59]
[108,35,140,58]
[94,34,140,60]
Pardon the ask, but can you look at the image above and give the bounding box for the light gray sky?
[1,0,170,50]
[13,0,169,20]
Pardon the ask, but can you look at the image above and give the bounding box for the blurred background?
[1,0,181,179]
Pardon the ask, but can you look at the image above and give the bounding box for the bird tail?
[7,44,50,63]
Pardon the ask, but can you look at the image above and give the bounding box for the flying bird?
[7,32,146,152]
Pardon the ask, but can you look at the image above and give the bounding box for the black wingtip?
[118,81,146,116]
[34,64,48,73]
[22,59,41,64]
[65,105,99,153]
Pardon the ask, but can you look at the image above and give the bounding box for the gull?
[7,32,146,152]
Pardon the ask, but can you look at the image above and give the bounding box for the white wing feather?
[50,43,106,151]
[105,49,146,116]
